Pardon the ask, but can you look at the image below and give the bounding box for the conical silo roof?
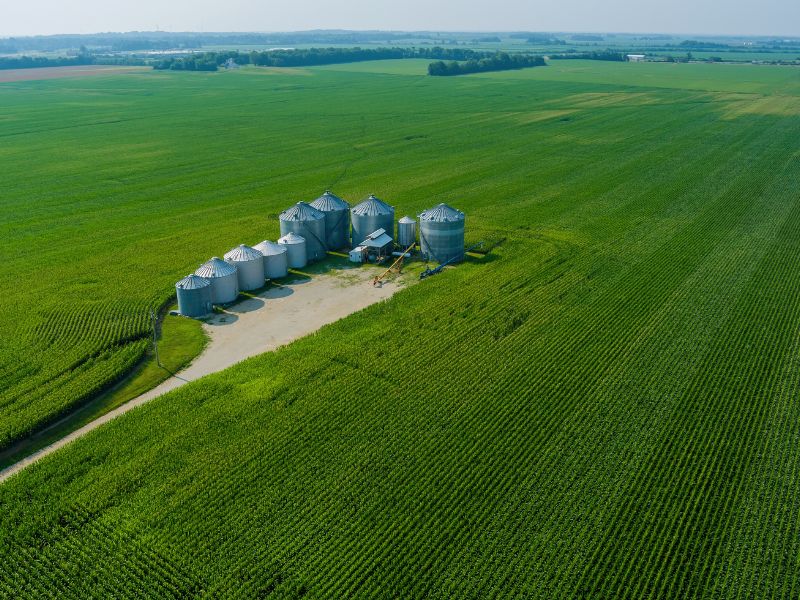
[280,201,325,221]
[352,194,393,216]
[176,274,210,289]
[398,215,416,224]
[419,203,464,222]
[278,232,305,244]
[195,257,237,278]
[224,244,263,262]
[310,190,350,212]
[254,240,287,256]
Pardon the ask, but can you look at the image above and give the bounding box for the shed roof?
[360,228,393,248]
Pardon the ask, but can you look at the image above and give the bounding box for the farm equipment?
[420,242,484,280]
[372,243,415,286]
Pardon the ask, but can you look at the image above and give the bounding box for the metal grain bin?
[351,194,394,247]
[397,216,417,249]
[195,257,239,304]
[175,274,212,318]
[419,203,465,264]
[253,240,289,280]
[224,244,265,291]
[310,190,350,250]
[279,202,327,262]
[278,232,308,269]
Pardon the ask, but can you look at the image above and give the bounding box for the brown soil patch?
[0,65,149,83]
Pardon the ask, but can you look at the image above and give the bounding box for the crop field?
[1,60,800,596]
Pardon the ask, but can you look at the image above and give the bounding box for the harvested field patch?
[0,65,149,83]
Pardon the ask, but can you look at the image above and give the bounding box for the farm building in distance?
[627,54,646,62]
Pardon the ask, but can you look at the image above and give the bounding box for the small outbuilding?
[358,228,394,261]
[627,54,646,62]
[349,246,367,263]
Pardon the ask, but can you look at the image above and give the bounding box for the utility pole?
[151,309,161,367]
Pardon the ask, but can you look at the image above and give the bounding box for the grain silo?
[397,216,417,249]
[253,240,289,280]
[419,203,465,264]
[175,274,213,317]
[310,190,350,250]
[279,202,327,262]
[278,232,308,269]
[224,244,265,291]
[195,257,239,304]
[351,194,394,248]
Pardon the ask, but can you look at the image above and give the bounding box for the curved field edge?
[0,310,207,470]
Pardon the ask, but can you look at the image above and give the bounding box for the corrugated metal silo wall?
[280,240,308,268]
[264,252,289,279]
[177,286,213,317]
[234,259,265,291]
[208,272,239,304]
[322,208,350,250]
[420,218,465,264]
[397,220,416,248]
[351,212,395,248]
[280,220,327,261]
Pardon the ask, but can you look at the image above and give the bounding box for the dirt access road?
[0,267,405,483]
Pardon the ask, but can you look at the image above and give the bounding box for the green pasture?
[1,60,800,596]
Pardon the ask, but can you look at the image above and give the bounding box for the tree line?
[428,52,545,76]
[0,54,93,71]
[549,50,627,62]
[153,47,524,71]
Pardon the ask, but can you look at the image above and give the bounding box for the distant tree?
[428,52,545,76]
[152,47,545,74]
[550,50,625,62]
[427,61,447,76]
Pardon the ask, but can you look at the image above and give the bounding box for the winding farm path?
[0,268,404,483]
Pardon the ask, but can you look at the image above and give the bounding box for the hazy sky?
[2,0,798,38]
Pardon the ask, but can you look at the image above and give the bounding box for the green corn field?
[1,59,800,597]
